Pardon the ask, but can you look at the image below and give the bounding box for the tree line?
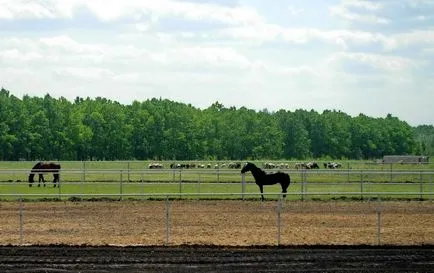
[0,87,432,161]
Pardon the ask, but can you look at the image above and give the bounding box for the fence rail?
[1,165,432,246]
[1,168,433,201]
[0,193,432,247]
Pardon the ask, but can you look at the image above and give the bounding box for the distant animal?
[241,162,291,201]
[295,162,306,169]
[306,162,319,169]
[324,162,342,169]
[279,163,289,169]
[170,163,196,169]
[28,162,61,188]
[264,162,277,169]
[148,162,163,169]
[228,162,242,169]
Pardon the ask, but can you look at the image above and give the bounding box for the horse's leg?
[53,173,59,188]
[281,174,291,199]
[38,174,43,187]
[281,182,289,198]
[258,184,264,201]
[280,181,289,198]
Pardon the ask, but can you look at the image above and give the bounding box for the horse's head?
[241,162,254,174]
[28,173,35,187]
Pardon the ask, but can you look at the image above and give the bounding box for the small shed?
[382,155,429,164]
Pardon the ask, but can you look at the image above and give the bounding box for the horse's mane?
[31,162,43,170]
[247,163,266,177]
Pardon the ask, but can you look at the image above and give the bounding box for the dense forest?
[0,87,432,161]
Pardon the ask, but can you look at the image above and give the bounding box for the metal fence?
[0,193,433,246]
[0,168,433,201]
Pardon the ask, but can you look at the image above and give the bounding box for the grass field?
[0,160,433,201]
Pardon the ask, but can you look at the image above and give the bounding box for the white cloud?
[287,5,304,16]
[0,0,57,19]
[421,47,434,55]
[328,52,423,72]
[54,67,115,80]
[135,23,150,32]
[329,0,389,24]
[329,6,389,24]
[389,30,434,49]
[0,0,433,125]
[220,24,390,50]
[341,0,383,11]
[408,0,434,7]
[0,49,43,63]
[0,0,264,25]
[40,35,105,54]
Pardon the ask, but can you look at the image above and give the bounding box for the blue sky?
[0,0,433,126]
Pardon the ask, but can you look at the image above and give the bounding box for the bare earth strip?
[0,200,433,246]
[0,245,433,273]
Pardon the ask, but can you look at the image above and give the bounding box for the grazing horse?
[241,162,291,201]
[28,162,61,188]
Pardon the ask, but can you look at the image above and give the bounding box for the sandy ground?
[0,200,433,246]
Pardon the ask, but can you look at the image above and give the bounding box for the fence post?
[82,161,86,183]
[241,173,245,200]
[430,175,433,201]
[376,196,382,245]
[165,196,171,246]
[141,173,145,200]
[276,196,282,246]
[360,170,364,201]
[419,171,423,200]
[172,168,175,183]
[178,170,182,198]
[197,172,201,198]
[19,197,24,245]
[127,161,130,182]
[57,176,61,200]
[120,170,123,201]
[300,170,304,201]
[389,163,393,183]
[301,170,307,201]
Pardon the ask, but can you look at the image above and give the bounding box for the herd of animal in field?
[148,161,343,170]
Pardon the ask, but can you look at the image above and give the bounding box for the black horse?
[241,162,290,201]
[28,162,61,188]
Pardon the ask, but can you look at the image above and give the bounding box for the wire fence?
[0,168,433,201]
[0,193,432,246]
[1,168,433,246]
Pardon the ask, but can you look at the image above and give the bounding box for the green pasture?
[0,160,433,201]
[0,160,433,183]
[0,180,432,201]
[0,159,433,172]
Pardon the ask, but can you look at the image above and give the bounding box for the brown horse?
[28,162,61,187]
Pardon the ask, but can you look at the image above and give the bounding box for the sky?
[0,0,433,126]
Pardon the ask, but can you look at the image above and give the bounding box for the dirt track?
[1,201,433,272]
[0,245,433,273]
[1,200,433,246]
